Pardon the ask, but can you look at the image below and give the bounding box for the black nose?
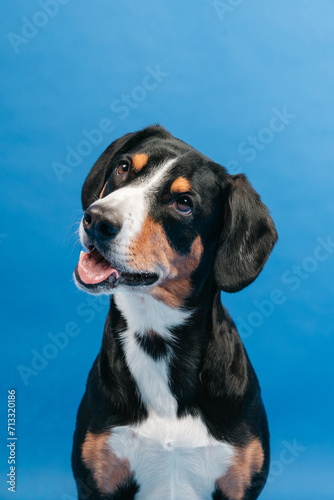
[83,206,121,240]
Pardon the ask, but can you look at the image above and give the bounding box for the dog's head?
[74,125,277,308]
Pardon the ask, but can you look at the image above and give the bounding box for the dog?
[72,125,278,500]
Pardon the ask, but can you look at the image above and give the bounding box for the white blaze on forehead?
[139,157,176,193]
[85,158,177,246]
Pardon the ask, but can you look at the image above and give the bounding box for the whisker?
[64,212,83,246]
[71,238,82,255]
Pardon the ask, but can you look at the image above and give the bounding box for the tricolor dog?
[72,125,278,499]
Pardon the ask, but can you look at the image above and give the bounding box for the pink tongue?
[77,250,119,285]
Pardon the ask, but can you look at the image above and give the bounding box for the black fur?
[134,332,168,360]
[214,174,277,292]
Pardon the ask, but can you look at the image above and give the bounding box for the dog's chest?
[107,413,234,499]
[110,294,235,498]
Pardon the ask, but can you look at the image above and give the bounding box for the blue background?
[1,1,333,498]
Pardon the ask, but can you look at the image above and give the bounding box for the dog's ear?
[81,132,135,210]
[214,174,278,292]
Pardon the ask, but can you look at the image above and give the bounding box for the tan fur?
[216,438,264,500]
[99,181,108,199]
[127,217,203,308]
[170,177,191,193]
[132,153,149,172]
[82,431,131,494]
[150,235,202,308]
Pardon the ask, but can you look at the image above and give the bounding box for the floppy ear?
[81,132,135,210]
[214,174,278,292]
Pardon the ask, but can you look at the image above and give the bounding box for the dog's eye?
[175,196,193,215]
[116,162,130,176]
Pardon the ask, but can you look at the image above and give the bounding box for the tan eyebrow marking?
[132,153,149,172]
[99,181,108,199]
[171,177,191,193]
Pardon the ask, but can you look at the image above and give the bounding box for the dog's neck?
[114,292,193,340]
[104,284,219,415]
[99,284,249,418]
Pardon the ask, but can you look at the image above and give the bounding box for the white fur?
[120,330,176,416]
[107,414,235,499]
[115,292,192,338]
[97,185,147,250]
[115,293,192,417]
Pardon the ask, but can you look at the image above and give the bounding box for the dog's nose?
[83,206,120,239]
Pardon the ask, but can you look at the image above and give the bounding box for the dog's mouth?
[74,247,159,291]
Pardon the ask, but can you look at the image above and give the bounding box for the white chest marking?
[120,326,177,416]
[115,293,192,417]
[107,414,235,500]
[115,292,191,337]
[112,294,231,498]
